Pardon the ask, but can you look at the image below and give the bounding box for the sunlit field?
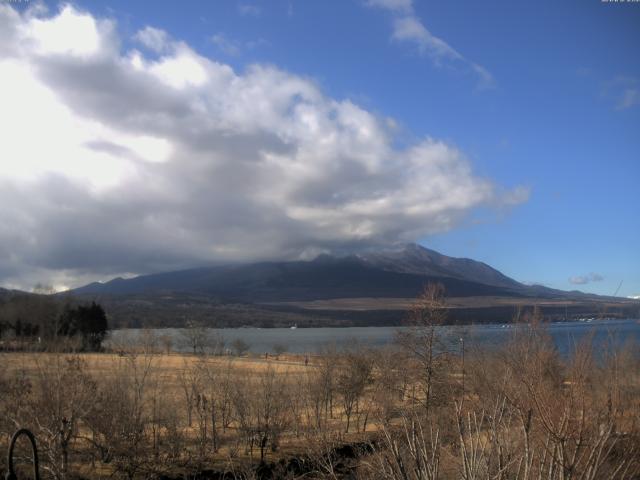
[2,309,639,479]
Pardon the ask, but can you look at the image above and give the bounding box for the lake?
[107,318,640,357]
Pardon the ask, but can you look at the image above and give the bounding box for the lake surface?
[107,318,640,357]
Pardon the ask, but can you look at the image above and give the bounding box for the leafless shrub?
[30,356,97,479]
[304,428,347,480]
[180,321,219,355]
[272,343,288,359]
[82,353,155,479]
[366,415,441,480]
[231,366,291,461]
[178,358,204,428]
[231,338,250,357]
[336,347,373,433]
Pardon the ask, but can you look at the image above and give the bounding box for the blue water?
[108,318,640,357]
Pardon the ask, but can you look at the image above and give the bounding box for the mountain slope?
[65,244,640,328]
[71,244,525,301]
[357,244,522,289]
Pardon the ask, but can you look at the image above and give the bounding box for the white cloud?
[606,76,640,110]
[366,0,413,13]
[238,4,261,16]
[21,4,108,57]
[211,32,267,56]
[149,47,209,89]
[0,4,525,289]
[211,33,241,56]
[366,0,493,88]
[134,26,171,53]
[617,87,640,110]
[498,185,532,207]
[569,273,604,285]
[392,16,462,61]
[471,63,495,90]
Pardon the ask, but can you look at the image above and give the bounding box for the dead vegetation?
[0,287,638,479]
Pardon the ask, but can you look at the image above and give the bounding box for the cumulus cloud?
[569,273,604,285]
[366,0,493,88]
[0,3,525,289]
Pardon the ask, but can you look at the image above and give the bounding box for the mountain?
[71,244,526,301]
[0,287,31,301]
[0,287,10,301]
[66,244,639,328]
[356,244,523,289]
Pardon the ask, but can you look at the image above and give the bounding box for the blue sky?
[1,0,638,296]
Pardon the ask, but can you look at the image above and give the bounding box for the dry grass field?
[1,348,382,478]
[1,304,639,479]
[1,351,312,378]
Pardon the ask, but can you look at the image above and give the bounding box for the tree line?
[0,293,108,351]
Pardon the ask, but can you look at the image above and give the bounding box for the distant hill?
[63,244,639,328]
[0,287,29,301]
[72,244,527,301]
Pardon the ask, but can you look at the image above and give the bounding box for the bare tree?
[26,355,96,479]
[396,282,448,415]
[231,366,291,461]
[231,338,250,357]
[178,358,204,427]
[336,348,373,433]
[179,320,219,355]
[317,344,338,422]
[139,328,159,354]
[159,333,173,355]
[371,416,441,480]
[201,359,236,452]
[83,352,155,479]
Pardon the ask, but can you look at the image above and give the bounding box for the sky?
[0,0,638,297]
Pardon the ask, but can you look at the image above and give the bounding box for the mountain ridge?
[355,243,523,289]
[68,243,576,301]
[20,243,634,328]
